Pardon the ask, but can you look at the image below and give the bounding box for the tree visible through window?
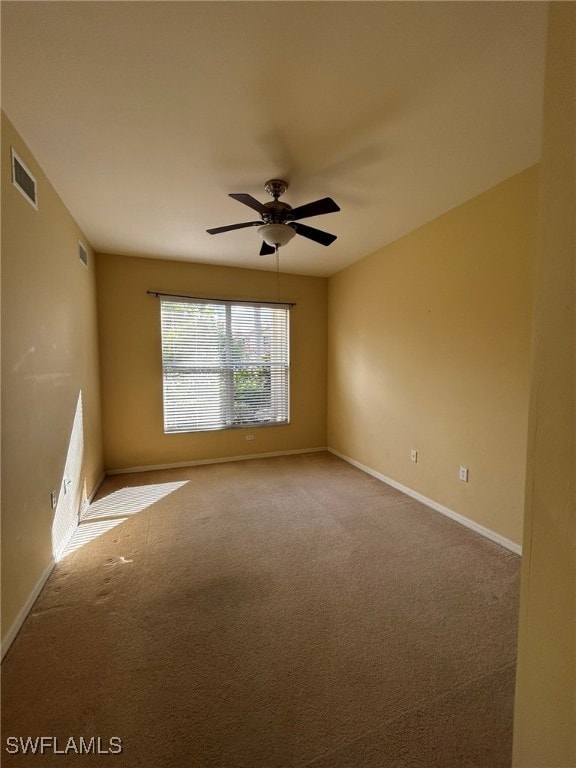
[160,298,290,433]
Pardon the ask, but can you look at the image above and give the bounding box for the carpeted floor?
[1,452,520,767]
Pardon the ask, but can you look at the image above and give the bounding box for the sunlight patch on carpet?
[58,481,188,560]
[60,518,127,559]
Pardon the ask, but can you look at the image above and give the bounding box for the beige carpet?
[1,452,520,767]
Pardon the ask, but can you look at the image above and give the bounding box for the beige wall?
[328,166,539,546]
[1,113,103,650]
[513,4,576,766]
[96,253,327,470]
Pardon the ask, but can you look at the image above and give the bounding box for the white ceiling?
[2,1,548,276]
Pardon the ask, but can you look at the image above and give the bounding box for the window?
[160,298,290,433]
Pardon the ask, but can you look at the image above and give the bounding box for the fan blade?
[289,197,340,221]
[259,241,275,256]
[229,193,269,215]
[207,221,261,235]
[292,222,337,246]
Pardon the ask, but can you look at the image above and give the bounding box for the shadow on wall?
[59,481,188,560]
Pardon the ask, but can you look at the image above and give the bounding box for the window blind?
[160,298,290,433]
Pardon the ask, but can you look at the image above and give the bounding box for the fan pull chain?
[275,246,281,302]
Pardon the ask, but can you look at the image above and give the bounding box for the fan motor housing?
[263,200,293,224]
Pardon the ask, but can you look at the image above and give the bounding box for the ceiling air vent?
[11,148,38,209]
[78,241,88,268]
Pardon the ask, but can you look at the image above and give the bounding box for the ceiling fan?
[207,179,340,255]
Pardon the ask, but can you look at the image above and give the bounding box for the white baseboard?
[106,446,328,476]
[1,470,108,661]
[1,557,55,661]
[328,448,522,556]
[87,471,106,506]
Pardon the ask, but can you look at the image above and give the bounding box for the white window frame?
[159,296,291,434]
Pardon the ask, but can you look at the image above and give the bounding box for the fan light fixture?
[258,223,296,248]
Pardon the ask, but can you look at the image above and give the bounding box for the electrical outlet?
[410,449,418,463]
[459,466,469,482]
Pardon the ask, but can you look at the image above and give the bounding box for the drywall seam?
[328,448,522,556]
[105,446,329,475]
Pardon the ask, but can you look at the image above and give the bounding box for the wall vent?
[11,148,38,209]
[78,241,89,268]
